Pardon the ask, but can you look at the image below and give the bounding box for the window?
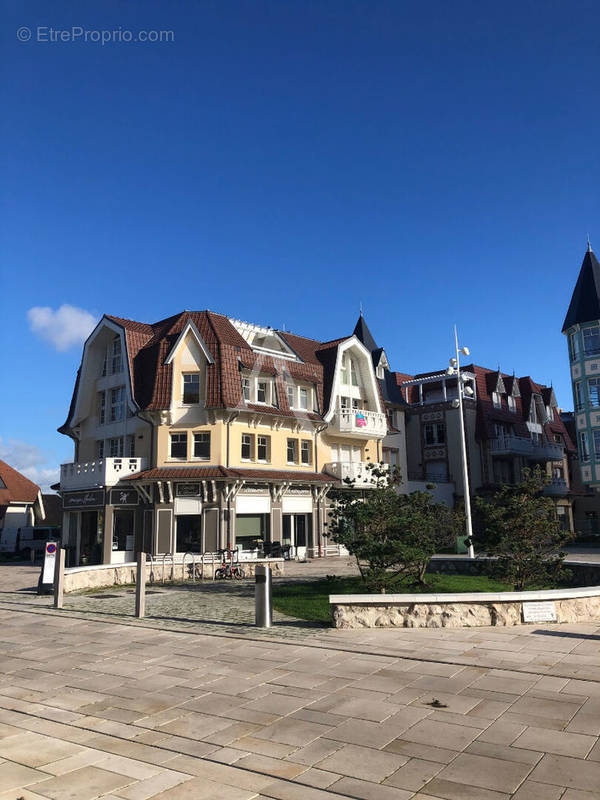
[193,431,210,460]
[183,373,200,404]
[583,326,600,356]
[594,431,600,460]
[110,387,126,423]
[287,385,295,408]
[97,392,106,425]
[301,440,312,465]
[126,434,135,457]
[340,355,349,384]
[241,434,253,460]
[298,387,308,410]
[569,332,581,361]
[580,431,590,461]
[589,379,600,408]
[287,438,298,464]
[376,365,384,379]
[96,440,104,459]
[109,437,124,457]
[575,381,584,411]
[507,395,516,412]
[242,377,250,401]
[111,337,123,374]
[257,381,267,403]
[424,423,445,445]
[350,358,359,386]
[388,409,395,427]
[170,433,187,459]
[257,435,270,462]
[340,396,350,410]
[492,392,501,409]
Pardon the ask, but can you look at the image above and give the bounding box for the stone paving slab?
[0,563,600,797]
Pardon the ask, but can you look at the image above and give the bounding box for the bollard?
[53,548,65,609]
[255,565,272,627]
[136,552,146,618]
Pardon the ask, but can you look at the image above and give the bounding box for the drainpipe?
[226,412,239,551]
[314,423,328,558]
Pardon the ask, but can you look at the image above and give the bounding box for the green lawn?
[272,573,514,625]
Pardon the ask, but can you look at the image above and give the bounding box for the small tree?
[474,470,573,590]
[327,463,458,592]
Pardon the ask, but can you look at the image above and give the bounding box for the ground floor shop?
[60,473,333,565]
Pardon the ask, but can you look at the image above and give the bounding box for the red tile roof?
[0,460,40,506]
[124,466,332,483]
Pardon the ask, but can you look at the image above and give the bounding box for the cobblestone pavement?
[0,563,600,798]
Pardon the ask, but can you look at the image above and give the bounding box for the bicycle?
[214,549,246,580]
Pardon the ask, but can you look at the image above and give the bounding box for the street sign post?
[38,541,58,594]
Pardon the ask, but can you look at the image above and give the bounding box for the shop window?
[113,509,135,551]
[235,513,270,551]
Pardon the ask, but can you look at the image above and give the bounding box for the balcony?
[543,478,569,497]
[324,461,388,487]
[332,404,387,438]
[489,436,564,461]
[60,458,146,491]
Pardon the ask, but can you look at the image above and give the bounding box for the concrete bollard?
[255,565,272,627]
[136,552,146,618]
[53,548,65,609]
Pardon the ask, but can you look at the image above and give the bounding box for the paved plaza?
[0,562,600,798]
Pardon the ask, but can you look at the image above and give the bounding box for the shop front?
[62,489,105,566]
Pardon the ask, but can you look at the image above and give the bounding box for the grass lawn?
[272,573,515,625]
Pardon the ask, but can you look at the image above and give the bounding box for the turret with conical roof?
[563,243,600,485]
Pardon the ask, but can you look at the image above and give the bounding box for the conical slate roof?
[352,313,378,352]
[563,246,600,332]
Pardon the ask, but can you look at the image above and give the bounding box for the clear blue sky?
[1,0,599,489]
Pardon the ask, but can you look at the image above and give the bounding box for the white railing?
[324,461,388,486]
[335,404,387,437]
[60,457,146,490]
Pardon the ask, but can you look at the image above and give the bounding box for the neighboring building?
[0,461,46,553]
[563,242,600,486]
[395,366,575,531]
[57,311,389,565]
[561,411,600,538]
[352,315,455,505]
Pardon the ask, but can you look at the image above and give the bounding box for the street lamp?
[446,326,475,559]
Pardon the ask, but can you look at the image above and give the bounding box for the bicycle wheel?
[233,567,246,579]
[214,568,226,580]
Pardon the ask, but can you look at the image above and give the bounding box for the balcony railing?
[324,461,388,487]
[60,457,146,491]
[489,436,564,461]
[543,478,569,496]
[334,404,387,438]
[407,471,452,484]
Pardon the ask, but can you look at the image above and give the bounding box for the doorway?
[282,513,311,559]
[79,511,102,565]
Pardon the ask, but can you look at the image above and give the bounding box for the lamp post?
[446,326,475,559]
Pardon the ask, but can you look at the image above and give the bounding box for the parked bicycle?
[214,548,246,580]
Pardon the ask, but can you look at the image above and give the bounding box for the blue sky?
[1,0,599,489]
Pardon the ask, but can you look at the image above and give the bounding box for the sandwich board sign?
[38,541,58,594]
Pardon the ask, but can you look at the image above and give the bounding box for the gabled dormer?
[165,319,214,416]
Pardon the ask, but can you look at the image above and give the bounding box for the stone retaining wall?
[63,558,285,593]
[330,584,600,629]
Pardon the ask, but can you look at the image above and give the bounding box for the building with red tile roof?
[0,461,46,553]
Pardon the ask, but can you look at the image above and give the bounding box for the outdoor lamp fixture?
[446,326,475,559]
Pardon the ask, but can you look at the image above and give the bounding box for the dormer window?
[299,387,308,410]
[341,354,359,386]
[507,395,516,412]
[182,373,200,404]
[242,377,251,401]
[257,381,267,403]
[286,384,294,408]
[376,365,384,379]
[492,392,501,409]
[241,376,276,406]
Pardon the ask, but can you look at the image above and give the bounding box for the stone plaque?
[522,601,558,623]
